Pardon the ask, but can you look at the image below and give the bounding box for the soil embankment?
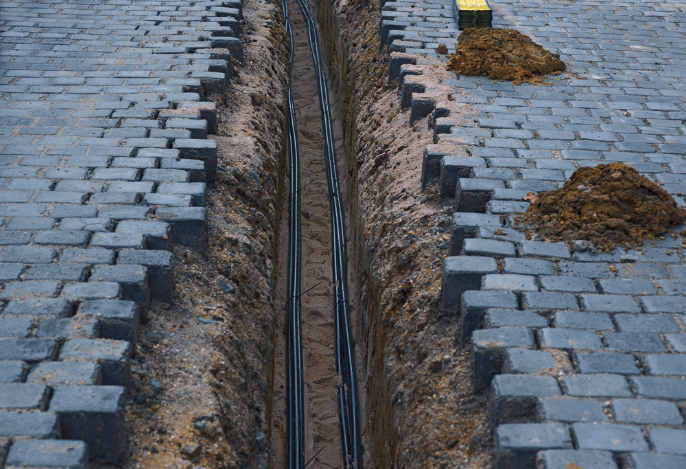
[113,1,290,467]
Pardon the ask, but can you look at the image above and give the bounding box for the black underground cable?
[292,0,362,467]
[282,0,305,466]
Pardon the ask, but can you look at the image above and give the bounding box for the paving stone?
[630,376,686,400]
[598,279,657,295]
[615,314,679,333]
[605,333,667,353]
[563,374,632,398]
[502,258,554,276]
[116,250,173,302]
[628,453,686,469]
[573,423,648,452]
[0,411,59,439]
[540,328,603,351]
[460,291,518,343]
[77,300,138,342]
[612,398,683,425]
[90,265,149,305]
[644,354,686,376]
[49,385,125,463]
[518,241,571,259]
[25,264,87,282]
[649,428,686,455]
[536,450,617,469]
[0,338,58,363]
[28,361,101,386]
[640,296,686,314]
[5,439,87,469]
[60,248,115,264]
[581,294,641,313]
[0,361,26,383]
[538,398,609,424]
[482,274,538,292]
[61,282,119,300]
[665,333,686,353]
[441,256,498,308]
[490,374,560,426]
[553,312,614,331]
[494,423,572,469]
[484,309,548,328]
[540,276,596,293]
[0,317,33,338]
[2,298,72,318]
[0,383,49,410]
[472,328,535,393]
[59,338,130,386]
[575,352,640,375]
[522,292,579,311]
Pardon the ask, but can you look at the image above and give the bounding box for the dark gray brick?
[644,354,686,376]
[3,298,72,318]
[90,265,148,305]
[472,328,535,393]
[522,292,579,311]
[502,258,554,276]
[628,453,686,469]
[0,411,59,439]
[490,374,560,425]
[518,241,571,259]
[5,439,88,469]
[573,423,648,452]
[540,276,596,293]
[49,385,125,463]
[0,246,56,263]
[484,309,548,328]
[640,296,686,314]
[0,281,60,300]
[59,338,129,386]
[598,279,657,295]
[504,348,558,374]
[563,374,632,398]
[605,333,667,353]
[538,398,609,424]
[460,291,518,343]
[576,352,640,375]
[537,450,617,469]
[77,300,138,342]
[581,294,641,313]
[553,312,614,331]
[0,317,33,338]
[0,361,26,383]
[28,361,101,386]
[540,328,602,351]
[0,263,24,281]
[612,398,683,425]
[649,428,686,455]
[630,376,686,400]
[60,248,115,264]
[494,423,572,469]
[116,250,173,302]
[61,282,119,300]
[0,338,57,363]
[615,314,679,333]
[0,383,49,410]
[25,264,87,281]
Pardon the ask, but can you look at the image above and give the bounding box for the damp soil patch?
[515,163,686,252]
[447,28,566,85]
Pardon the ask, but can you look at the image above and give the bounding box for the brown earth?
[446,28,566,85]
[101,1,291,468]
[516,163,686,252]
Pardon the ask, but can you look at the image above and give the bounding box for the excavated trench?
[271,0,367,467]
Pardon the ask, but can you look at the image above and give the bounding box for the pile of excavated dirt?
[446,28,566,85]
[516,163,686,252]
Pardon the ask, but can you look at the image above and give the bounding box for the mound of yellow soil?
[516,163,686,252]
[446,28,566,85]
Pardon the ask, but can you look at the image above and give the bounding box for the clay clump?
[446,28,566,85]
[516,163,686,252]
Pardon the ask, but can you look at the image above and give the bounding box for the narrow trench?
[271,0,359,467]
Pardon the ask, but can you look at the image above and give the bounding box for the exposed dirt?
[516,163,686,252]
[446,28,566,85]
[315,0,492,467]
[270,0,350,466]
[103,1,290,468]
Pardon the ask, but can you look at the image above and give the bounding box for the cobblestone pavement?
[383,0,686,468]
[0,0,241,465]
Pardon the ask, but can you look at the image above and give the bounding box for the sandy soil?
[99,1,291,468]
[270,0,352,467]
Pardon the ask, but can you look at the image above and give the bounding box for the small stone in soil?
[182,444,202,458]
[198,318,219,325]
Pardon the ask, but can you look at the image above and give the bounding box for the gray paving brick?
[0,411,59,439]
[0,383,49,410]
[612,398,683,425]
[0,361,26,383]
[563,374,632,398]
[538,398,609,424]
[522,292,579,311]
[494,423,572,469]
[576,352,640,375]
[553,312,614,331]
[49,385,125,463]
[615,314,680,333]
[61,282,119,300]
[537,450,617,469]
[502,258,554,276]
[628,453,686,469]
[5,439,88,469]
[581,294,642,313]
[2,298,72,318]
[540,276,596,293]
[649,428,686,455]
[0,317,33,338]
[441,256,498,308]
[484,309,548,328]
[640,296,686,314]
[605,333,667,353]
[573,423,648,452]
[644,354,686,376]
[28,361,101,386]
